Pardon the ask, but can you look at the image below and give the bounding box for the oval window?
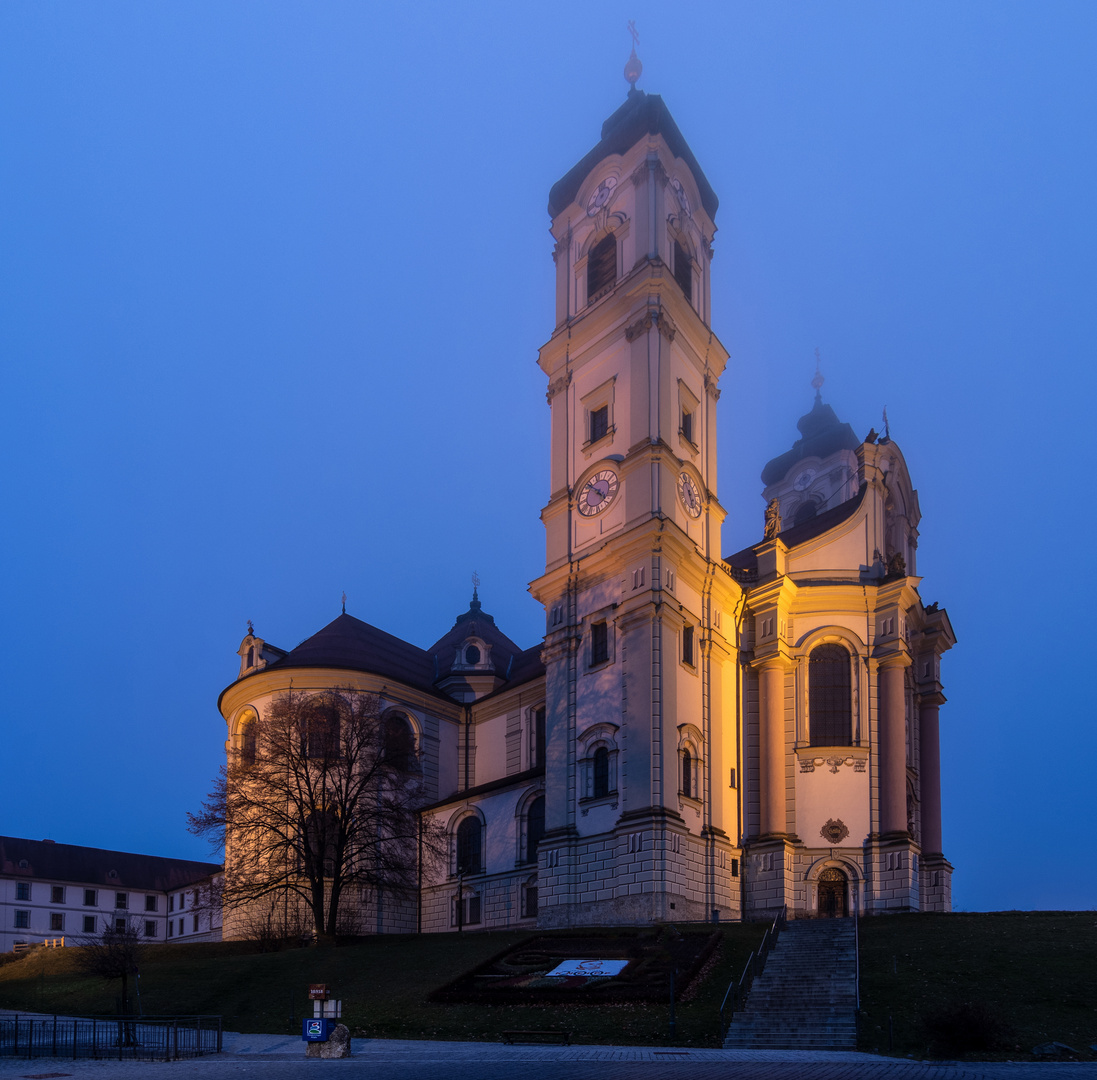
[465,645,481,665]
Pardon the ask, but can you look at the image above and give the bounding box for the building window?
[464,644,480,664]
[115,918,127,933]
[673,238,692,301]
[732,857,740,878]
[524,796,545,865]
[809,643,853,746]
[51,885,65,904]
[240,717,257,765]
[84,889,96,907]
[681,748,693,798]
[593,747,610,799]
[179,893,185,909]
[169,895,174,912]
[193,915,199,933]
[590,404,609,443]
[145,921,157,938]
[590,621,609,666]
[15,910,29,929]
[145,895,157,912]
[168,921,173,938]
[50,913,64,932]
[115,893,127,910]
[178,918,185,935]
[83,915,96,933]
[383,712,416,772]
[451,889,481,927]
[681,407,694,446]
[530,705,546,768]
[455,816,483,876]
[682,625,695,666]
[304,701,340,760]
[15,882,29,902]
[587,233,616,301]
[522,879,538,919]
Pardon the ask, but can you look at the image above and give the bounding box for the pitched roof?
[428,595,527,682]
[724,484,869,572]
[0,836,220,892]
[548,90,718,220]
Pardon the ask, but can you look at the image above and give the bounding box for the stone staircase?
[723,917,857,1050]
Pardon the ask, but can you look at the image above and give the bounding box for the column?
[878,659,909,835]
[758,662,787,836]
[919,695,943,854]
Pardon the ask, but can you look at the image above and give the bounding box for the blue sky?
[1,1,1094,911]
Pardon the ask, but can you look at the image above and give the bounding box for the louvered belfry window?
[587,233,617,302]
[673,239,692,300]
[809,644,853,746]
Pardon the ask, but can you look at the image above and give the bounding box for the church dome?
[760,393,860,486]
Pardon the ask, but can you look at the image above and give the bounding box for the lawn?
[857,911,1097,1059]
[0,923,766,1047]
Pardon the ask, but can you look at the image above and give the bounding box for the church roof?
[0,836,220,892]
[724,483,869,572]
[548,90,718,220]
[427,594,534,683]
[760,394,861,486]
[265,612,438,691]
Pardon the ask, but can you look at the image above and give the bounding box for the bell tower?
[529,60,744,925]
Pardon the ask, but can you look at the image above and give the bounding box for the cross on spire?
[624,21,642,91]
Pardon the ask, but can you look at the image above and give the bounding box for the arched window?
[383,713,416,772]
[794,501,818,527]
[681,748,693,798]
[304,702,340,759]
[593,747,610,799]
[587,233,616,301]
[526,796,545,864]
[240,718,257,765]
[809,644,853,746]
[673,238,692,300]
[455,816,482,875]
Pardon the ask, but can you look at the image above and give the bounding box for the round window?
[464,645,481,665]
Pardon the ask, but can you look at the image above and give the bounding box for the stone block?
[305,1024,351,1059]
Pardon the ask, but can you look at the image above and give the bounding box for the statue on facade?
[763,498,782,540]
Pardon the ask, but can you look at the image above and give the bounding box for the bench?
[500,1030,570,1045]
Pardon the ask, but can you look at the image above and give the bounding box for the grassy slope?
[857,911,1097,1058]
[0,924,765,1047]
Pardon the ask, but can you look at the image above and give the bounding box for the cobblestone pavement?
[1,1034,1096,1080]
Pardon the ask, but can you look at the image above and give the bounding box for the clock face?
[794,469,816,492]
[578,469,620,516]
[586,177,617,217]
[677,472,702,518]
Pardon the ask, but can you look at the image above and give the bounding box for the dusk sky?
[1,2,1094,912]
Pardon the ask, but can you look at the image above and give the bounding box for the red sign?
[308,984,329,1000]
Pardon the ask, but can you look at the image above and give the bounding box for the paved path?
[0,1033,1095,1080]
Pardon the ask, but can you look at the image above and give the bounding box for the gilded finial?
[341,591,346,614]
[624,21,642,92]
[812,347,824,402]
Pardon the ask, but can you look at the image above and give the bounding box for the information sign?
[545,958,629,978]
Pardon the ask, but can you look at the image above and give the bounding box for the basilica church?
[217,71,956,933]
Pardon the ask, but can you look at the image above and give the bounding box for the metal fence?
[0,1014,222,1061]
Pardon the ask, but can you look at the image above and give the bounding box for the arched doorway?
[818,867,849,917]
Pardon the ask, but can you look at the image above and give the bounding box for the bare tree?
[74,917,144,1016]
[188,688,444,942]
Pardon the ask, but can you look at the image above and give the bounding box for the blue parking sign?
[302,1018,333,1041]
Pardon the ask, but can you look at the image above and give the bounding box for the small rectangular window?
[84,889,96,907]
[168,895,174,912]
[467,894,482,925]
[523,886,538,919]
[145,920,157,938]
[115,892,127,909]
[51,885,65,904]
[179,893,185,910]
[145,895,157,912]
[729,767,737,789]
[681,409,694,445]
[15,910,29,929]
[168,921,173,938]
[193,915,199,933]
[15,882,29,902]
[50,912,64,932]
[732,857,740,878]
[590,620,609,666]
[587,232,617,302]
[682,625,695,666]
[590,404,609,443]
[115,917,127,933]
[673,238,692,300]
[83,915,96,933]
[179,918,185,935]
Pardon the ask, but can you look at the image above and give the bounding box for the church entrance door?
[818,868,848,917]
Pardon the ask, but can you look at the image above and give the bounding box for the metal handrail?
[718,904,786,1038]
